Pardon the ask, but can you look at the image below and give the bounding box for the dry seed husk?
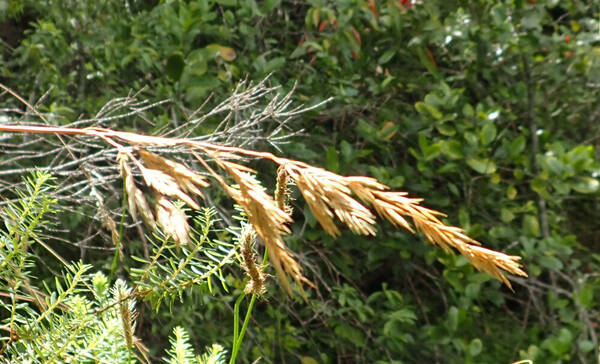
[118,152,155,229]
[287,165,377,236]
[139,166,200,210]
[155,195,190,247]
[137,149,209,197]
[220,161,312,294]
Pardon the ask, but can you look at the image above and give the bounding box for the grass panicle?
[0,123,528,293]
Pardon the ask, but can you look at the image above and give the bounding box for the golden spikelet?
[344,176,527,288]
[155,195,191,248]
[219,160,313,294]
[285,165,377,236]
[138,166,200,210]
[137,149,208,198]
[118,152,155,229]
[101,207,122,260]
[0,119,527,294]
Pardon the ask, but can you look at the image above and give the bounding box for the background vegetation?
[0,0,599,363]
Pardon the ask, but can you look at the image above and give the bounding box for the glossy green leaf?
[480,123,497,145]
[466,157,497,174]
[442,140,464,159]
[415,101,443,120]
[378,50,396,65]
[571,177,599,194]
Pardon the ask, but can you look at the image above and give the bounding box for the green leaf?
[571,177,599,194]
[579,340,595,353]
[578,284,594,308]
[522,11,543,29]
[165,53,184,81]
[340,140,353,163]
[462,104,474,117]
[378,50,396,65]
[261,56,286,73]
[480,123,497,146]
[469,338,482,357]
[416,46,441,79]
[522,214,540,236]
[299,357,320,364]
[507,185,517,199]
[539,255,563,270]
[206,44,236,61]
[465,283,480,299]
[334,323,365,347]
[327,146,339,172]
[436,122,456,136]
[261,0,281,12]
[415,101,443,120]
[466,157,497,174]
[447,306,458,332]
[530,178,546,195]
[510,136,526,157]
[442,140,464,159]
[424,143,442,161]
[500,208,515,222]
[464,132,479,146]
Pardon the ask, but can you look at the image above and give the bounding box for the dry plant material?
[118,296,135,349]
[118,152,155,230]
[285,164,377,237]
[137,149,208,199]
[117,150,200,247]
[155,196,190,248]
[239,225,267,296]
[215,159,313,294]
[0,123,528,293]
[274,165,293,214]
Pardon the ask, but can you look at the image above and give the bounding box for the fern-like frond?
[131,207,237,309]
[165,326,197,364]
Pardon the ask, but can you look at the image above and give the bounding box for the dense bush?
[1,0,599,363]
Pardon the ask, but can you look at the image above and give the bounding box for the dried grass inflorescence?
[0,124,527,293]
[117,150,206,248]
[214,159,313,294]
[239,225,267,296]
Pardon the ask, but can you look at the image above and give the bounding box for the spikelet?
[118,293,134,348]
[345,176,527,288]
[137,149,208,199]
[219,160,313,294]
[274,165,293,215]
[239,224,267,296]
[285,165,377,236]
[138,166,200,210]
[155,195,191,248]
[118,152,155,229]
